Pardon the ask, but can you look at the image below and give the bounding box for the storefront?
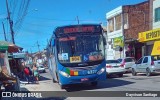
[0,41,22,91]
[124,40,144,61]
[138,28,160,56]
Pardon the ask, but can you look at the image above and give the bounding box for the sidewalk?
[19,75,66,100]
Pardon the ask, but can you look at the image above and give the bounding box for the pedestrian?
[28,65,33,83]
[23,66,30,84]
[32,64,39,84]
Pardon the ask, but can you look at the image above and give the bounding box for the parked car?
[106,60,126,77]
[38,65,46,73]
[132,55,160,76]
[118,57,135,72]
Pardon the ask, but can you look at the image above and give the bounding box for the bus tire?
[91,81,98,86]
[56,72,59,83]
[146,68,151,77]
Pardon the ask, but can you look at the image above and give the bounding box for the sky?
[0,0,147,53]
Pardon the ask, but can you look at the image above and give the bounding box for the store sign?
[0,46,8,50]
[138,28,160,42]
[113,36,124,48]
[151,41,160,56]
[12,53,26,58]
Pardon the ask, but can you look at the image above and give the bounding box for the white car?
[106,60,126,77]
[118,57,135,72]
[132,55,160,76]
[38,65,46,73]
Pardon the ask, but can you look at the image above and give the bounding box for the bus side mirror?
[103,37,106,45]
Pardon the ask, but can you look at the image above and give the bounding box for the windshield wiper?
[78,63,88,66]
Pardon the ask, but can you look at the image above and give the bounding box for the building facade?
[138,0,160,56]
[106,6,124,60]
[123,1,149,60]
[106,1,149,60]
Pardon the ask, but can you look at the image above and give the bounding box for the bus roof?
[55,24,101,29]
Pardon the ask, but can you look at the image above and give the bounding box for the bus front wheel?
[91,81,98,86]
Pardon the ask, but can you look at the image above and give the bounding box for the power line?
[14,0,31,34]
[17,0,25,21]
[11,0,18,20]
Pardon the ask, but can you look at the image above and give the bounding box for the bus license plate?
[81,78,88,82]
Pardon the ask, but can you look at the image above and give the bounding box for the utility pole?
[30,48,33,63]
[77,16,79,24]
[37,41,41,59]
[2,22,7,41]
[6,0,15,44]
[37,41,40,53]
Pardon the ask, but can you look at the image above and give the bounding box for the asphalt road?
[18,69,160,100]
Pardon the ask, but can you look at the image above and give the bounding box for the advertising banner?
[113,36,124,48]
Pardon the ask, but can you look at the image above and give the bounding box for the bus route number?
[70,56,81,63]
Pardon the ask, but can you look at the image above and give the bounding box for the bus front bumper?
[59,72,106,85]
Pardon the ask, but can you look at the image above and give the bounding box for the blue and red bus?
[47,24,106,89]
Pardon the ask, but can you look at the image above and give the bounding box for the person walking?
[23,66,30,84]
[32,64,39,84]
[28,66,33,83]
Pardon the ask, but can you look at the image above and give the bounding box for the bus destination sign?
[64,26,94,33]
[55,25,101,35]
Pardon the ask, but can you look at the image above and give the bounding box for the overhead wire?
[11,0,17,20]
[14,0,30,34]
[16,0,25,21]
[14,0,25,27]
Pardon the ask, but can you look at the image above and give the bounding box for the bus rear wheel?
[91,81,98,86]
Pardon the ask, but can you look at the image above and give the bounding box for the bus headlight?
[97,68,105,75]
[59,71,70,78]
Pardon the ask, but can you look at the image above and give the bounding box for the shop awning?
[151,41,160,56]
[0,41,23,53]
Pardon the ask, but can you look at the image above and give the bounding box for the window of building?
[123,13,129,29]
[155,7,160,22]
[115,14,122,30]
[108,18,114,32]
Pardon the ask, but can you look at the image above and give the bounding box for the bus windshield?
[57,33,105,67]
